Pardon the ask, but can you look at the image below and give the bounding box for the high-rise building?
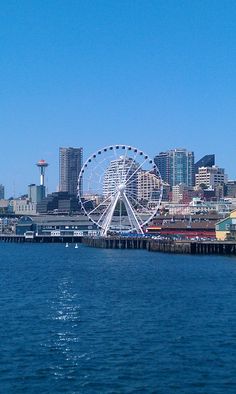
[103,156,138,198]
[154,148,194,187]
[194,154,215,175]
[137,171,161,202]
[154,152,170,184]
[28,184,46,204]
[59,147,83,196]
[195,166,227,189]
[0,184,4,199]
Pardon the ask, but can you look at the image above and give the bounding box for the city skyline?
[1,1,236,195]
[0,142,233,199]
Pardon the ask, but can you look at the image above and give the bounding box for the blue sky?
[1,0,236,196]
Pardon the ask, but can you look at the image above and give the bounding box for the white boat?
[65,243,69,248]
[75,243,78,249]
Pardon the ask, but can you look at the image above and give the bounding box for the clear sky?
[1,0,236,196]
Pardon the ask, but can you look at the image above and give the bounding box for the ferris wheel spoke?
[88,193,114,215]
[87,156,111,189]
[125,167,158,189]
[127,189,148,207]
[112,146,119,159]
[122,192,144,234]
[99,148,122,189]
[127,192,152,214]
[94,156,110,176]
[100,191,120,236]
[86,168,104,193]
[125,157,150,185]
[124,195,145,224]
[92,164,106,181]
[97,198,116,224]
[81,197,100,205]
[112,148,124,186]
[131,185,162,209]
[120,146,129,184]
[114,161,122,187]
[86,171,101,191]
[119,199,122,232]
[124,151,139,182]
[123,174,139,190]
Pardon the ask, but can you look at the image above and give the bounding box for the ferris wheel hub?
[117,183,126,192]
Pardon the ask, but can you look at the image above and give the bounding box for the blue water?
[0,244,236,393]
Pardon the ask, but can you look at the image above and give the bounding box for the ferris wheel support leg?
[100,191,120,237]
[122,192,144,234]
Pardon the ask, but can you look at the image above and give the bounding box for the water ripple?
[1,244,236,393]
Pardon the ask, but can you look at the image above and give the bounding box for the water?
[0,244,236,393]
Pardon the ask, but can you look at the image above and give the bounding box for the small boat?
[75,243,78,249]
[65,243,69,248]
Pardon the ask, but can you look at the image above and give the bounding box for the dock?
[1,234,236,255]
[82,236,236,255]
[0,234,83,243]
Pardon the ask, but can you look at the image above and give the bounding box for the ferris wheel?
[78,145,163,236]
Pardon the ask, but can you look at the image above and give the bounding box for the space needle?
[36,159,48,186]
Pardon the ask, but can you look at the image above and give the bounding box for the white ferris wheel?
[78,145,163,236]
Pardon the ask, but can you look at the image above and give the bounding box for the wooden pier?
[82,236,236,255]
[82,236,150,250]
[0,235,83,243]
[1,234,236,255]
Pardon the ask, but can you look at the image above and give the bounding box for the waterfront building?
[0,217,17,233]
[59,147,83,196]
[194,154,215,175]
[16,214,99,236]
[0,184,5,199]
[195,166,227,189]
[148,212,218,238]
[215,210,236,240]
[103,156,138,198]
[154,148,194,187]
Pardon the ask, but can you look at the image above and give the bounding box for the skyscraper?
[154,152,170,184]
[59,147,83,196]
[28,184,45,204]
[103,156,138,198]
[154,148,194,187]
[0,184,4,199]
